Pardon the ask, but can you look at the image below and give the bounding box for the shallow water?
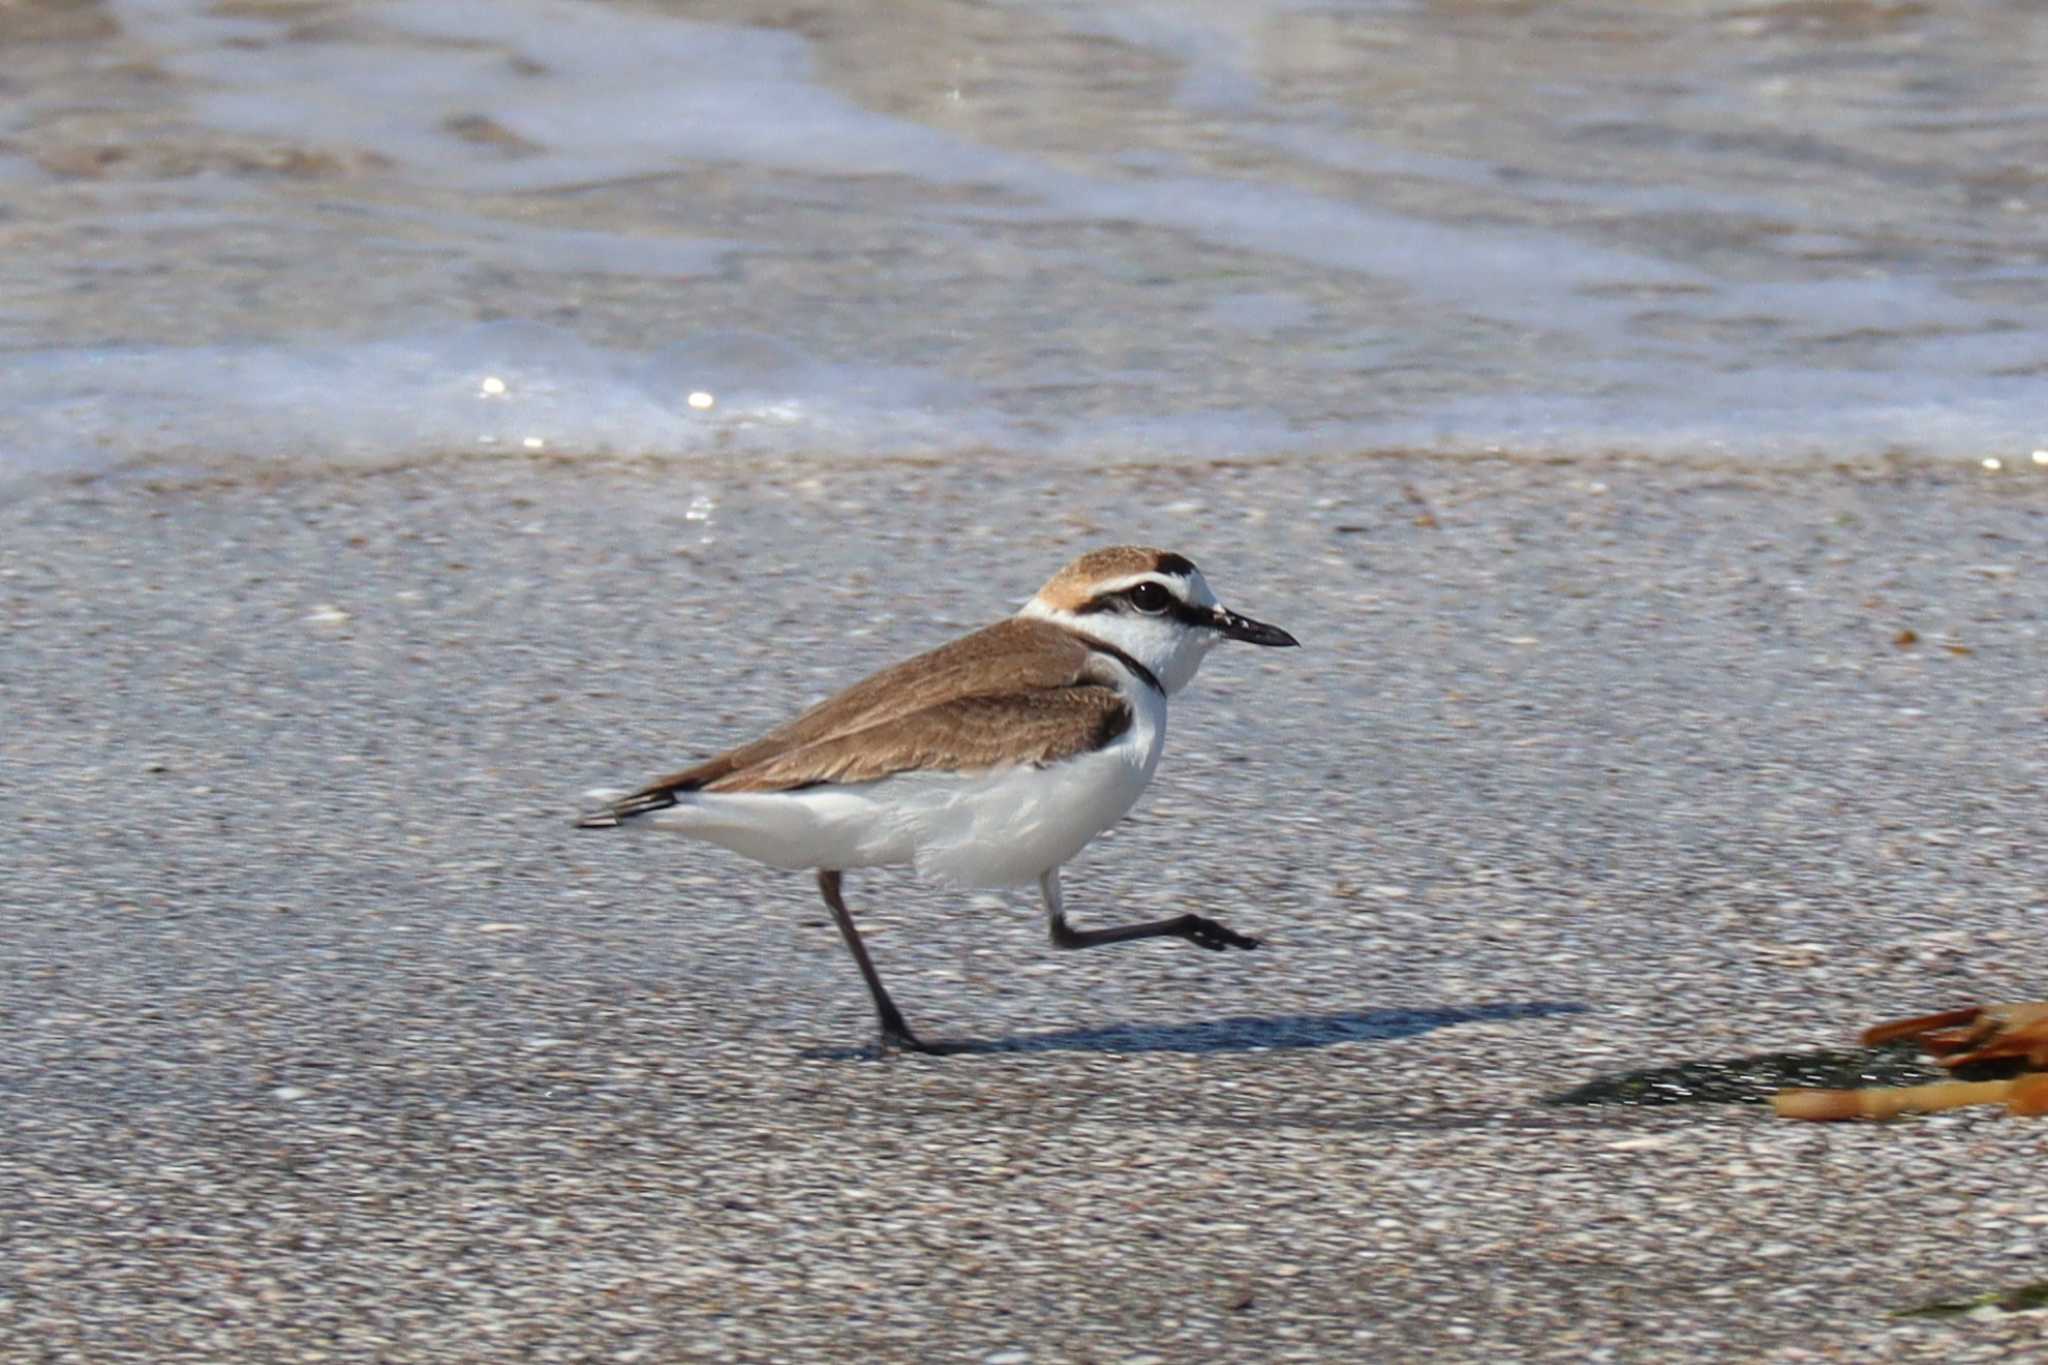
[5,0,2047,479]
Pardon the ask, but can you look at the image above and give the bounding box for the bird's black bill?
[1214,609,1298,647]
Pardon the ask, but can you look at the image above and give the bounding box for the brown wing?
[705,686,1132,793]
[578,618,1116,823]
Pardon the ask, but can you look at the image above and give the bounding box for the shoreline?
[15,436,2048,502]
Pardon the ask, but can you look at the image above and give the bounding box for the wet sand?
[3,452,2045,1360]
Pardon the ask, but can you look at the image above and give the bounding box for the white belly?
[641,688,1167,888]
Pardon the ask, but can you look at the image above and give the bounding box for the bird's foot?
[876,1010,948,1057]
[1175,913,1261,952]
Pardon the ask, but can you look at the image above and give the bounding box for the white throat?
[1019,593,1221,697]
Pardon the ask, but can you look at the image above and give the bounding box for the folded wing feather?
[579,618,1129,823]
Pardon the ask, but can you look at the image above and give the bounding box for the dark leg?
[1051,915,1261,951]
[1038,868,1260,953]
[817,870,934,1054]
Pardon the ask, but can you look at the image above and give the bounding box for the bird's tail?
[574,785,682,828]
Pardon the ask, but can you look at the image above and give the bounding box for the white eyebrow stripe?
[1084,573,1192,601]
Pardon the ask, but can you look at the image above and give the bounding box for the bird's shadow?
[799,1000,1585,1061]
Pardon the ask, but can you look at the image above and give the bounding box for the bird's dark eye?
[1128,582,1172,614]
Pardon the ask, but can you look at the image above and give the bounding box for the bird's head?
[1021,545,1298,695]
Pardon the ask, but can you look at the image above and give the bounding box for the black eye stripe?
[1077,582,1170,613]
[1075,581,1217,628]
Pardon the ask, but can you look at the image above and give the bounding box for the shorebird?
[578,546,1298,1052]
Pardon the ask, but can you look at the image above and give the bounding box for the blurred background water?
[4,0,2046,480]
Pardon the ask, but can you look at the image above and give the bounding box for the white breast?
[906,681,1166,888]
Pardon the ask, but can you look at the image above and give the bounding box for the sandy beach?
[3,451,2045,1361]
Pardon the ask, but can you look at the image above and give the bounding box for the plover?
[578,546,1298,1053]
